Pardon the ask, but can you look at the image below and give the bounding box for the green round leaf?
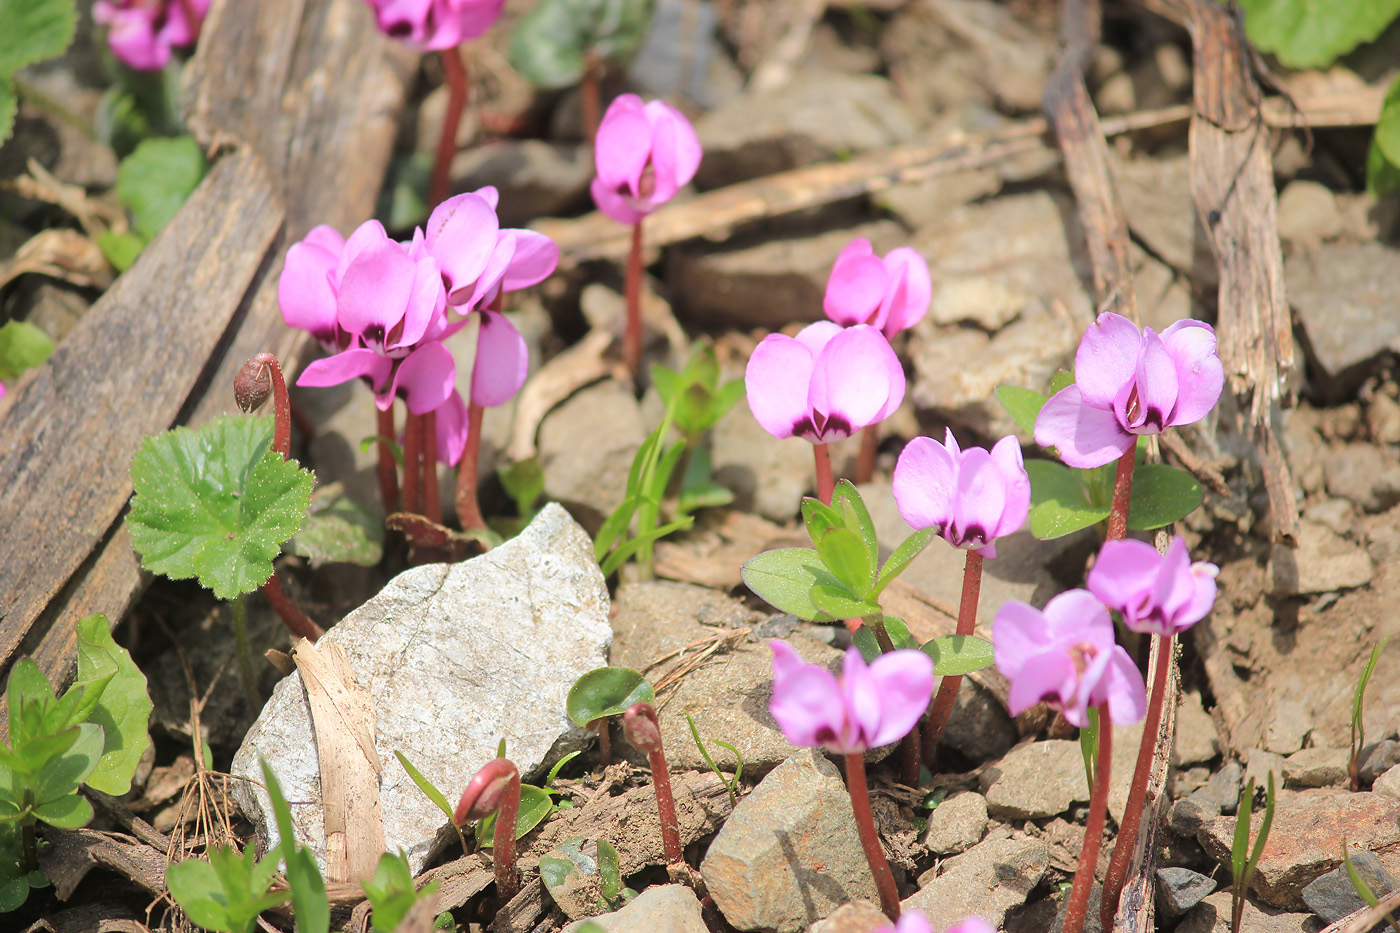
[921,635,995,676]
[0,321,55,382]
[1237,0,1400,69]
[477,784,554,846]
[566,668,655,727]
[851,615,920,662]
[814,527,875,596]
[1126,464,1204,531]
[116,136,207,240]
[507,0,588,89]
[740,547,843,622]
[31,793,93,830]
[287,487,384,567]
[1025,459,1109,539]
[126,415,314,599]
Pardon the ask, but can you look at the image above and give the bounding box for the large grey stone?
[923,792,988,855]
[903,832,1049,929]
[1283,747,1349,789]
[807,900,888,933]
[1323,443,1400,514]
[1287,242,1400,388]
[609,582,842,777]
[980,741,1089,820]
[702,750,882,932]
[1174,690,1221,766]
[230,505,611,874]
[539,381,647,527]
[563,884,708,933]
[1301,850,1398,923]
[1157,867,1217,918]
[1269,520,1375,596]
[450,140,594,225]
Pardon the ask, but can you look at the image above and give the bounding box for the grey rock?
[1304,498,1356,537]
[1283,747,1349,788]
[1361,740,1400,785]
[1266,698,1312,755]
[694,71,918,189]
[1111,153,1201,276]
[981,741,1089,820]
[1173,766,1211,800]
[943,679,1018,765]
[1177,891,1314,933]
[1200,761,1244,814]
[1157,867,1217,918]
[923,792,988,855]
[1375,763,1400,800]
[1168,795,1221,837]
[230,505,611,874]
[1269,521,1374,596]
[609,582,841,777]
[904,832,1049,930]
[702,749,882,932]
[1301,851,1398,923]
[539,381,647,527]
[713,397,828,523]
[1288,242,1400,387]
[451,140,593,225]
[929,277,1026,331]
[563,884,708,933]
[1174,690,1221,766]
[873,112,1003,231]
[806,900,887,933]
[1324,443,1400,514]
[1276,180,1344,247]
[669,220,905,329]
[908,193,1091,439]
[1245,749,1287,793]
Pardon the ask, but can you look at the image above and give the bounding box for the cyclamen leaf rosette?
[824,238,932,338]
[126,416,314,600]
[1034,312,1223,468]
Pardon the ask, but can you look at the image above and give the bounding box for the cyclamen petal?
[879,246,932,336]
[1087,536,1218,636]
[592,95,701,224]
[745,335,817,440]
[434,390,471,466]
[387,342,456,415]
[296,348,393,392]
[1161,319,1225,426]
[808,325,904,441]
[471,310,529,407]
[425,191,501,303]
[279,233,343,344]
[893,429,1029,553]
[823,239,886,326]
[1074,312,1142,409]
[363,0,504,50]
[1034,385,1135,469]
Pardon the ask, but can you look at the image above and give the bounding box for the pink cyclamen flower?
[93,0,211,71]
[769,641,933,754]
[994,590,1146,728]
[1034,312,1224,469]
[879,916,993,933]
[591,94,702,225]
[824,239,932,338]
[362,0,505,51]
[893,429,1030,559]
[746,322,905,445]
[1087,537,1218,637]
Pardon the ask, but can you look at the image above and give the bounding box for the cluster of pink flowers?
[278,187,557,464]
[359,0,504,51]
[94,0,211,71]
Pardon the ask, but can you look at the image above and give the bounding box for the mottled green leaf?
[72,614,152,796]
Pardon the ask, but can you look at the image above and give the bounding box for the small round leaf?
[566,668,655,728]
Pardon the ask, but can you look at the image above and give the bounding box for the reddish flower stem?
[921,549,983,764]
[376,406,400,515]
[430,46,469,208]
[259,573,325,642]
[595,717,612,767]
[624,221,644,378]
[402,413,422,516]
[856,424,879,485]
[1065,702,1113,933]
[813,442,835,506]
[1106,446,1137,541]
[624,704,683,866]
[454,400,487,532]
[844,752,901,921]
[492,771,521,901]
[1100,632,1173,931]
[900,721,922,787]
[421,408,441,524]
[454,759,522,903]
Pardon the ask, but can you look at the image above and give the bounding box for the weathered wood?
[0,0,416,697]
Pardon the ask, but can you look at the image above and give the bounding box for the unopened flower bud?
[234,356,272,413]
[453,758,518,825]
[622,702,663,753]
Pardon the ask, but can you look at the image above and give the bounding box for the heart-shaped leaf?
[126,415,314,599]
[921,635,995,676]
[1126,463,1204,530]
[1025,459,1109,539]
[115,135,207,240]
[566,668,654,728]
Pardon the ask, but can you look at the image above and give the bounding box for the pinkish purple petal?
[862,649,934,747]
[279,236,342,343]
[1117,328,1178,433]
[892,434,957,532]
[434,390,470,466]
[645,99,702,192]
[769,648,846,750]
[425,192,501,299]
[1075,312,1142,409]
[823,239,886,326]
[500,229,559,290]
[1161,319,1224,427]
[1006,651,1076,718]
[992,601,1053,680]
[390,342,456,415]
[1086,538,1161,619]
[296,348,392,391]
[794,320,843,356]
[389,255,448,350]
[1042,588,1117,647]
[594,95,651,192]
[987,435,1031,539]
[1099,647,1147,725]
[1034,385,1134,469]
[336,241,417,343]
[471,309,529,407]
[590,175,648,225]
[879,247,932,336]
[746,335,816,441]
[949,448,1005,550]
[809,325,903,438]
[336,219,392,282]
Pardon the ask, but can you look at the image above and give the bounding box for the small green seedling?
[594,404,694,580]
[995,377,1204,539]
[509,0,654,93]
[567,667,655,767]
[539,837,635,915]
[361,851,444,933]
[652,343,745,450]
[496,457,547,537]
[98,135,208,271]
[1230,771,1276,933]
[1351,638,1388,791]
[685,711,743,807]
[126,414,314,703]
[0,614,152,910]
[1079,706,1101,790]
[396,751,470,856]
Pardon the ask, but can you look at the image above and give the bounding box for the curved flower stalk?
[591,94,702,376]
[1091,537,1218,930]
[453,757,521,902]
[94,0,210,71]
[360,0,507,206]
[893,429,1030,764]
[622,703,684,872]
[770,641,933,920]
[746,322,905,505]
[994,589,1146,933]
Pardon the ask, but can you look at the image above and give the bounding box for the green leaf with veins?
[741,547,845,622]
[995,384,1048,438]
[0,0,76,143]
[126,415,314,599]
[922,635,995,676]
[288,484,384,567]
[72,614,152,795]
[115,136,207,240]
[566,668,654,728]
[1025,459,1109,539]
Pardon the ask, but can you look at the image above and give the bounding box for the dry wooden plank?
[0,150,282,673]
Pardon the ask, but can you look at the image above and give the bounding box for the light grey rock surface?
[539,381,648,527]
[1287,242,1400,384]
[702,750,881,932]
[1269,521,1374,596]
[923,792,988,855]
[230,505,611,874]
[1174,690,1221,766]
[1177,891,1314,933]
[806,900,888,933]
[1283,747,1349,788]
[1157,867,1217,918]
[904,831,1048,929]
[1375,763,1400,800]
[713,400,828,523]
[1301,851,1398,923]
[980,740,1089,819]
[562,884,708,933]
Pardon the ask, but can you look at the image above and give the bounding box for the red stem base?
[844,753,901,921]
[921,550,983,764]
[1064,704,1113,933]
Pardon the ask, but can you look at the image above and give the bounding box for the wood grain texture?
[0,0,416,699]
